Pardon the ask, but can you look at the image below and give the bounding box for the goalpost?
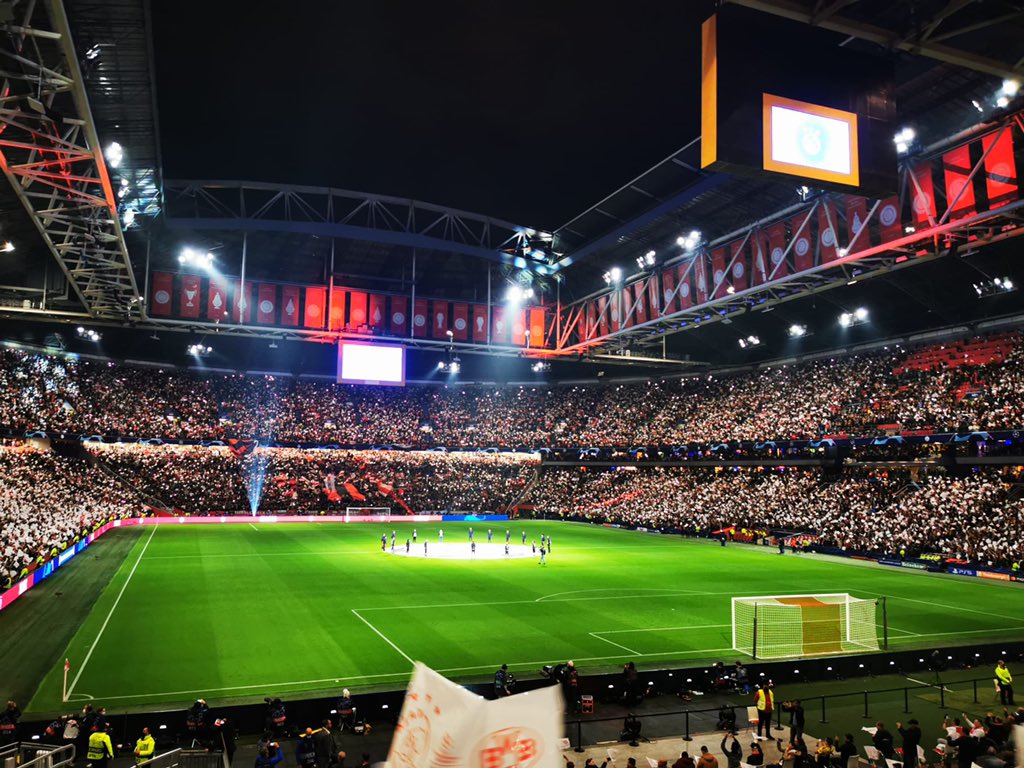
[345,506,392,521]
[731,594,883,659]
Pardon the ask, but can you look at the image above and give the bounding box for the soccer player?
[405,539,410,554]
[471,541,477,557]
[547,535,552,552]
[539,544,546,565]
[439,529,444,543]
[469,526,474,541]
[380,533,386,552]
[521,531,526,544]
[413,528,417,542]
[506,529,511,543]
[532,540,537,554]
[488,529,493,542]
[504,543,509,557]
[423,541,428,557]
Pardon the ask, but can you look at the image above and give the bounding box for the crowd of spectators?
[0,443,143,587]
[524,466,1024,567]
[86,444,537,515]
[1,332,1023,447]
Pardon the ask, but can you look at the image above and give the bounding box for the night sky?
[151,1,708,229]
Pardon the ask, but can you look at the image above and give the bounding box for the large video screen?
[337,341,406,386]
[762,93,859,186]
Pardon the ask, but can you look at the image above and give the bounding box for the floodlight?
[0,241,14,253]
[788,324,806,338]
[854,307,868,320]
[609,266,622,283]
[1002,79,1020,97]
[104,141,123,168]
[996,96,1010,109]
[839,312,852,327]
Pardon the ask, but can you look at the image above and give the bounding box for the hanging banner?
[633,280,648,325]
[677,263,693,310]
[609,291,621,331]
[910,162,937,228]
[150,271,173,317]
[412,298,428,337]
[390,295,408,336]
[943,144,976,220]
[983,129,1017,207]
[766,221,788,279]
[452,303,469,341]
[511,308,528,345]
[584,301,597,340]
[472,304,488,342]
[661,267,677,315]
[304,286,326,329]
[751,233,768,286]
[597,295,609,336]
[431,300,449,339]
[368,294,386,331]
[179,274,202,319]
[647,274,660,318]
[492,305,507,343]
[791,214,814,273]
[694,254,709,305]
[348,291,368,328]
[729,238,748,292]
[328,287,346,331]
[231,280,254,324]
[877,196,902,242]
[280,285,300,327]
[206,277,228,321]
[529,307,545,347]
[711,247,728,299]
[845,196,870,250]
[256,284,277,324]
[818,203,839,263]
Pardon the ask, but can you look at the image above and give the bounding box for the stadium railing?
[0,743,74,768]
[137,748,226,768]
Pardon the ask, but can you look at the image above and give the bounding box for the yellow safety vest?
[87,732,113,761]
[995,665,1012,685]
[135,735,155,764]
[755,689,774,712]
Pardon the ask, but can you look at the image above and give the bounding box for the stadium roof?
[1,0,1023,378]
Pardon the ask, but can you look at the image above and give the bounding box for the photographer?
[782,700,805,743]
[264,698,288,737]
[254,741,283,768]
[495,665,511,698]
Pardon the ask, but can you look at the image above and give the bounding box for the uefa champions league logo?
[797,121,827,164]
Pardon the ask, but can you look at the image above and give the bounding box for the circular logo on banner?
[771,247,784,265]
[392,311,405,325]
[663,289,673,304]
[821,228,836,247]
[259,300,273,314]
[880,204,898,226]
[454,318,466,331]
[307,304,320,318]
[154,290,170,305]
[913,194,932,214]
[681,283,690,297]
[795,237,809,256]
[733,262,745,278]
[413,314,426,327]
[714,269,724,285]
[352,309,365,323]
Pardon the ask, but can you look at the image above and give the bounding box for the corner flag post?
[62,658,70,702]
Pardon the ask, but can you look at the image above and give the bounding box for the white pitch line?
[881,593,1024,624]
[351,609,414,665]
[905,677,953,692]
[356,590,721,613]
[67,525,157,697]
[598,623,732,634]
[589,632,642,656]
[536,587,709,602]
[249,523,259,531]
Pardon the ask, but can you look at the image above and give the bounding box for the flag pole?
[62,658,70,702]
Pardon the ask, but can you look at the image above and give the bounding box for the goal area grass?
[12,521,1024,715]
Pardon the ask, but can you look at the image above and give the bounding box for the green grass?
[20,522,1024,716]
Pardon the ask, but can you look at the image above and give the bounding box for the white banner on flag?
[386,662,564,768]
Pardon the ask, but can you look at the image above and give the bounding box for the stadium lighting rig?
[187,343,213,356]
[437,358,460,374]
[76,327,101,342]
[974,276,1015,298]
[505,285,534,304]
[893,127,916,155]
[602,266,623,285]
[531,361,550,373]
[676,230,701,251]
[0,241,13,253]
[839,307,869,327]
[788,324,807,338]
[635,250,656,270]
[104,141,123,168]
[179,247,215,271]
[738,335,760,349]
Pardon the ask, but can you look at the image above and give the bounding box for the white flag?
[387,662,564,768]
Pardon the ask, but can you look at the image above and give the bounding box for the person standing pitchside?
[996,659,1014,705]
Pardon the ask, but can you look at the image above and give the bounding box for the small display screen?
[763,93,859,187]
[337,341,406,386]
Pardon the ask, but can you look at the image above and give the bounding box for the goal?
[345,506,392,521]
[731,594,881,659]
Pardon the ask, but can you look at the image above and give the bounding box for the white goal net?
[345,506,392,521]
[731,593,879,659]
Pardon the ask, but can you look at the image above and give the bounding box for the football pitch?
[22,521,1024,714]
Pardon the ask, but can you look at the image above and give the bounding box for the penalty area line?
[351,609,414,665]
[589,632,642,656]
[67,525,158,698]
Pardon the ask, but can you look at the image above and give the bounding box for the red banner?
[791,214,814,273]
[647,275,660,318]
[390,295,408,336]
[633,281,648,325]
[452,303,469,341]
[368,294,386,331]
[348,291,368,328]
[729,238,748,292]
[328,287,346,331]
[910,162,936,228]
[492,305,507,343]
[511,308,527,345]
[597,296,609,336]
[661,268,677,315]
[343,482,366,502]
[677,263,693,309]
[256,283,277,324]
[877,196,902,242]
[943,145,976,220]
[585,301,597,339]
[983,129,1017,207]
[208,277,229,321]
[472,304,488,342]
[766,222,788,279]
[751,233,768,286]
[431,300,449,339]
[694,255,709,305]
[231,280,254,324]
[711,248,728,299]
[845,197,870,250]
[412,298,428,337]
[818,203,839,263]
[180,274,202,319]
[150,271,173,317]
[529,307,545,347]
[280,285,300,326]
[304,286,326,329]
